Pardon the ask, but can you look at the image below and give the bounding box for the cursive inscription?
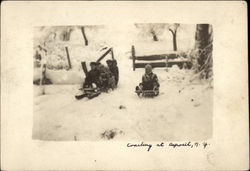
[127,142,152,152]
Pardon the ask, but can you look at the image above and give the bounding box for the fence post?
[65,46,72,69]
[81,61,88,77]
[111,48,114,60]
[165,55,168,72]
[96,48,112,63]
[40,64,46,95]
[132,45,135,71]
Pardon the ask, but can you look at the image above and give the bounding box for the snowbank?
[34,68,85,84]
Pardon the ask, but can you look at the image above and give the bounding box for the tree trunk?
[81,27,88,46]
[169,29,177,51]
[150,30,158,41]
[195,24,210,68]
[173,32,177,51]
[195,24,213,78]
[153,34,158,41]
[152,33,158,41]
[65,46,72,69]
[195,24,209,49]
[62,30,72,41]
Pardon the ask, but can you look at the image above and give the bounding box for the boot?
[135,86,142,96]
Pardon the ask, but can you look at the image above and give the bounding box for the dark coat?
[83,69,101,88]
[107,60,119,85]
[140,72,159,90]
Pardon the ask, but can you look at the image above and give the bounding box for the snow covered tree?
[135,23,167,41]
[61,28,73,41]
[150,29,159,41]
[168,23,180,51]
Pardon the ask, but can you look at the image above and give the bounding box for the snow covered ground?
[33,64,213,141]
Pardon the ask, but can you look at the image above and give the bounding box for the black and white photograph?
[33,23,213,141]
[1,1,248,170]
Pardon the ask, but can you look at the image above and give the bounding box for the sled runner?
[135,86,159,97]
[75,87,101,100]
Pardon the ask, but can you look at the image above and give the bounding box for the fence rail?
[131,45,192,71]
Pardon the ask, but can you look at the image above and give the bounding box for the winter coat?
[83,69,101,88]
[140,72,159,90]
[109,66,119,85]
[98,65,114,91]
[107,60,119,85]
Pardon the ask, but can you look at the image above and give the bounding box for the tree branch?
[169,28,174,35]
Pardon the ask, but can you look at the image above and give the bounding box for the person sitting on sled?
[97,63,116,91]
[76,62,116,100]
[136,64,160,96]
[83,62,101,88]
[106,59,119,86]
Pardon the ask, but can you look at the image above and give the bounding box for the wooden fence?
[131,45,192,71]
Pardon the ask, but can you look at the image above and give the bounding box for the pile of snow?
[34,67,84,84]
[170,57,189,62]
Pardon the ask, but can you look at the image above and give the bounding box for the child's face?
[107,62,112,67]
[145,67,152,74]
[90,65,96,70]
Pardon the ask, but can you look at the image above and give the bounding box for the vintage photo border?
[1,1,248,170]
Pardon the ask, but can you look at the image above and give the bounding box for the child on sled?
[136,64,160,97]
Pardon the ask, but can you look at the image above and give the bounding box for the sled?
[76,48,117,100]
[75,87,101,100]
[135,86,159,98]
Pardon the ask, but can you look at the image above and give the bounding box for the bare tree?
[81,26,88,46]
[168,23,180,51]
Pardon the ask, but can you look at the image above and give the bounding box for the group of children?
[83,59,119,92]
[83,60,160,97]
